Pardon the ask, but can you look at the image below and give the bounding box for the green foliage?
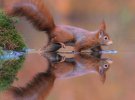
[0,11,26,91]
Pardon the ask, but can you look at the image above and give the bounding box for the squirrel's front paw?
[59,56,66,62]
[57,42,66,48]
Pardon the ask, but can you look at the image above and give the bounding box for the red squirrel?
[5,0,113,52]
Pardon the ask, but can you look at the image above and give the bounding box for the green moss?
[0,12,26,51]
[0,11,26,91]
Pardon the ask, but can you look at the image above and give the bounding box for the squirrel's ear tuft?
[99,20,106,31]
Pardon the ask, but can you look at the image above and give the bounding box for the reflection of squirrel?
[5,0,113,52]
[8,53,112,100]
[44,53,112,83]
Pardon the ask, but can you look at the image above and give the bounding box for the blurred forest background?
[0,0,135,100]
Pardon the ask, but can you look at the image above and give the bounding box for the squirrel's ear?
[99,20,106,31]
[99,66,106,83]
[98,30,104,38]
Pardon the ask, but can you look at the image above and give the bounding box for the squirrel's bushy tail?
[4,0,55,32]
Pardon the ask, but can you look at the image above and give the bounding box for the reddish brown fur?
[5,0,55,32]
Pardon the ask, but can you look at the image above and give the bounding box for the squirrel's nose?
[107,40,113,45]
[106,58,113,64]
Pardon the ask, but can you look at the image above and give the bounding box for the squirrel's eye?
[103,64,108,69]
[104,36,108,40]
